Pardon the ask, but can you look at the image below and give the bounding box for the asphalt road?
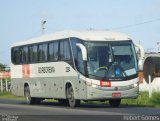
[0,99,160,121]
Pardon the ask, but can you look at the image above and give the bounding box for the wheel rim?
[25,92,30,103]
[67,86,80,107]
[69,88,74,103]
[25,87,31,104]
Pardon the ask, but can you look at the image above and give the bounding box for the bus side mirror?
[76,43,88,61]
[134,43,144,71]
[138,59,143,71]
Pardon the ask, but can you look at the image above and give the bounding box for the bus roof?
[11,30,131,47]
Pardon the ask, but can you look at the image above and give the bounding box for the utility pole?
[41,20,46,35]
[157,42,160,52]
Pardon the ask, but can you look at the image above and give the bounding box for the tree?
[0,63,7,71]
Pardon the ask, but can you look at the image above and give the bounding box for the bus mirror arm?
[76,43,88,61]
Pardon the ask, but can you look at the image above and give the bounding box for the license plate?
[112,92,121,97]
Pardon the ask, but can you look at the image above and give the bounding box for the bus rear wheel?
[66,85,80,107]
[24,86,41,104]
[24,86,32,104]
[109,99,121,107]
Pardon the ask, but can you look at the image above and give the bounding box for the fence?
[0,71,10,92]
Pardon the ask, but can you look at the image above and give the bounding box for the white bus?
[11,30,139,107]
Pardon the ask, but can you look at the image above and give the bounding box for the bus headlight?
[86,81,98,88]
[91,83,98,88]
[131,82,138,88]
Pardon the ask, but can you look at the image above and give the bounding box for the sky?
[0,0,160,66]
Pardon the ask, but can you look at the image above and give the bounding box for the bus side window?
[48,41,58,61]
[38,43,48,62]
[77,47,85,74]
[60,39,71,60]
[38,44,43,62]
[42,43,48,61]
[19,47,23,64]
[29,45,38,63]
[12,47,20,64]
[71,38,85,75]
[22,46,28,63]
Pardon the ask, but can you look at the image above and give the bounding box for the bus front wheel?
[109,99,121,107]
[66,85,80,107]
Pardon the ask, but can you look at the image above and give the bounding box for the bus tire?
[109,99,121,107]
[24,86,41,104]
[66,85,80,107]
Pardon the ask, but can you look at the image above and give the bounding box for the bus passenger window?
[29,45,37,63]
[38,43,48,62]
[22,46,28,63]
[48,42,58,61]
[42,43,48,61]
[60,40,71,60]
[19,47,23,63]
[12,47,20,64]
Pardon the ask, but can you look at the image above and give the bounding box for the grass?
[149,92,160,106]
[0,91,24,100]
[119,91,160,107]
[121,91,160,107]
[121,92,153,106]
[0,91,160,107]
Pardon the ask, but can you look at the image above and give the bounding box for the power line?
[109,17,160,30]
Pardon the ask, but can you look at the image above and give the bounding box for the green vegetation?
[122,91,160,107]
[149,92,160,106]
[0,63,6,70]
[0,92,24,100]
[0,91,160,107]
[122,92,152,106]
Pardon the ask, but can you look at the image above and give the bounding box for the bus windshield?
[85,41,138,80]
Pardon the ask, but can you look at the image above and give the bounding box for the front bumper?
[86,85,139,100]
